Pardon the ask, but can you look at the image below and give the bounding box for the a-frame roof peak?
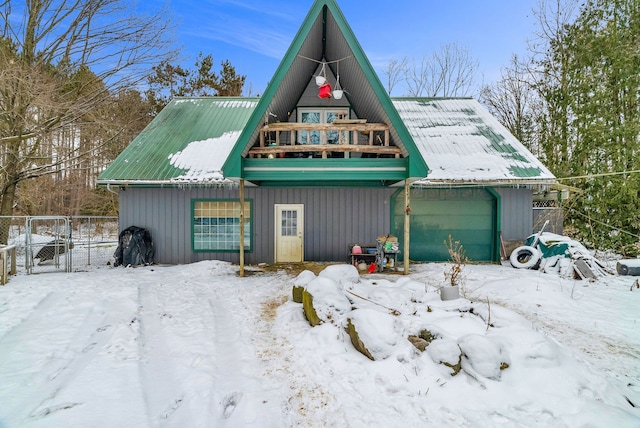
[222,0,428,180]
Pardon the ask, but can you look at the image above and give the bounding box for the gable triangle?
[222,0,428,180]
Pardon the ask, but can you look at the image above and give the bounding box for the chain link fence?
[0,216,119,274]
[533,205,564,235]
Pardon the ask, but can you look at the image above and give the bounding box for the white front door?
[275,204,304,263]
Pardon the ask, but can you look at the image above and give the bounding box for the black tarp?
[113,226,154,267]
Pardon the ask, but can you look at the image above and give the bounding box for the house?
[97,0,556,268]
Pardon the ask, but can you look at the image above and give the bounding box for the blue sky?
[155,0,540,95]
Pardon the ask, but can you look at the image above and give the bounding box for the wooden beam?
[248,144,402,156]
[239,179,245,277]
[404,180,410,275]
[264,122,388,132]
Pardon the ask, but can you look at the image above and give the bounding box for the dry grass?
[256,262,341,276]
[261,295,289,320]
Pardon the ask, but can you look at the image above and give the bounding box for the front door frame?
[274,204,304,263]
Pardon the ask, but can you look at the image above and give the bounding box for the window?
[192,200,252,251]
[280,209,298,236]
[299,108,349,144]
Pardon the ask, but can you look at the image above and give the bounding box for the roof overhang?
[98,179,238,189]
[410,178,558,188]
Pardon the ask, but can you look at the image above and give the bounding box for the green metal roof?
[97,98,258,186]
[97,96,556,187]
[393,98,556,185]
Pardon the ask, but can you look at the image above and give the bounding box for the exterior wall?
[118,186,395,265]
[117,185,543,265]
[492,187,566,257]
[494,187,533,241]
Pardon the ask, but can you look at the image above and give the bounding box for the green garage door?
[392,188,498,262]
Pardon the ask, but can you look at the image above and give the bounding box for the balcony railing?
[248,120,401,159]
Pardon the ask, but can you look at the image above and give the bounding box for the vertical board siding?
[120,187,394,265]
[494,188,533,240]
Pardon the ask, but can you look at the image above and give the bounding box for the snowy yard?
[0,260,638,427]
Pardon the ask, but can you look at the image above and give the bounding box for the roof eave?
[411,178,558,188]
[96,179,237,188]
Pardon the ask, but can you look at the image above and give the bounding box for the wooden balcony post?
[404,180,410,275]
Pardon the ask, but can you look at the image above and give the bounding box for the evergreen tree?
[146,53,246,114]
[534,0,640,254]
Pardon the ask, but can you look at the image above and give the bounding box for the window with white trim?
[298,108,349,144]
[192,200,252,251]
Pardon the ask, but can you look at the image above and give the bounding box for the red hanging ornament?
[318,82,332,98]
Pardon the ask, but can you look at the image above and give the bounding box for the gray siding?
[494,187,533,240]
[119,187,395,265]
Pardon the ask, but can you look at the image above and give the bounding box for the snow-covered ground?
[0,260,638,427]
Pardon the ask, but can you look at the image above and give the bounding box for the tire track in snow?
[203,278,287,427]
[133,268,277,428]
[0,290,58,354]
[206,291,252,424]
[136,282,191,427]
[1,295,119,424]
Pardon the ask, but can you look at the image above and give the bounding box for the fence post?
[0,245,16,285]
[0,253,5,285]
[87,217,92,265]
[10,246,16,275]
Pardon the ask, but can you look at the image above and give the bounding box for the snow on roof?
[168,131,242,183]
[97,98,259,186]
[393,98,555,184]
[173,99,257,109]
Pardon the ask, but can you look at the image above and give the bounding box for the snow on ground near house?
[0,261,639,427]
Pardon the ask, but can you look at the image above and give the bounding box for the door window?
[280,210,298,236]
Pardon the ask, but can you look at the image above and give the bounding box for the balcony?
[248,120,402,159]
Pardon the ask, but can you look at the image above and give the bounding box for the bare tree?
[479,55,542,155]
[0,0,176,239]
[404,43,479,97]
[382,56,407,95]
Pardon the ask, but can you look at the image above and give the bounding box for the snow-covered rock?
[458,334,509,380]
[426,338,462,375]
[345,308,403,360]
[302,276,352,326]
[318,263,360,284]
[293,269,316,287]
[292,270,316,303]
